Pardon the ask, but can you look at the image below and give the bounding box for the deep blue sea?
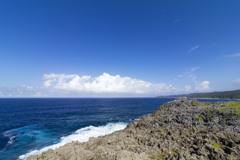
[0,98,236,160]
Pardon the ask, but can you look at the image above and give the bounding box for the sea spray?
[19,122,127,160]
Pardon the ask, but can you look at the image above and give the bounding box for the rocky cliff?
[27,98,240,160]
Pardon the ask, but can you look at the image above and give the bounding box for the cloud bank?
[42,73,210,96]
[0,73,211,97]
[43,73,173,95]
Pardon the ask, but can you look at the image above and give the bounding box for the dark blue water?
[0,98,236,160]
[0,98,175,160]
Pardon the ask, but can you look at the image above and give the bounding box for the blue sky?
[0,0,240,97]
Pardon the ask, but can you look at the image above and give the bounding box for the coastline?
[191,97,240,101]
[158,97,240,101]
[26,98,240,160]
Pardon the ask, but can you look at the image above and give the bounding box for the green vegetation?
[157,89,240,99]
[161,129,166,133]
[150,151,171,160]
[218,102,240,114]
[229,154,238,159]
[172,150,179,156]
[187,90,240,99]
[197,117,204,121]
[205,107,212,111]
[213,143,221,151]
[207,114,213,117]
[158,151,170,159]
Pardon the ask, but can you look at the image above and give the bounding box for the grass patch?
[172,150,179,156]
[213,143,221,151]
[158,151,170,159]
[207,114,213,117]
[230,154,238,159]
[197,117,204,121]
[218,102,240,114]
[161,130,166,133]
[205,107,212,111]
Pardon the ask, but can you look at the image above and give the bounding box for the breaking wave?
[19,122,127,160]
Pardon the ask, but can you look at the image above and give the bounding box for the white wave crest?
[19,122,127,160]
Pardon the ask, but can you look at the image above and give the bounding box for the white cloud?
[43,73,178,95]
[42,73,201,96]
[0,73,212,97]
[42,73,211,96]
[188,45,200,53]
[233,79,240,86]
[195,81,210,92]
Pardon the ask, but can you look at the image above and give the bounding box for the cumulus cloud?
[0,73,211,97]
[188,45,200,53]
[42,73,211,96]
[233,79,240,86]
[43,73,172,95]
[195,81,210,92]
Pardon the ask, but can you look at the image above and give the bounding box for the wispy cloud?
[174,19,181,23]
[221,53,240,58]
[188,45,200,53]
[173,67,211,92]
[174,67,200,81]
[190,67,200,72]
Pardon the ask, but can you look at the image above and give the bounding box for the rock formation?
[27,98,240,160]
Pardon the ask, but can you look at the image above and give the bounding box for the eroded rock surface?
[27,98,240,160]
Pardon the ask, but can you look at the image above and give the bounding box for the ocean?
[0,98,235,160]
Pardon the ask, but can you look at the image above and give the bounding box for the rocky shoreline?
[27,98,240,160]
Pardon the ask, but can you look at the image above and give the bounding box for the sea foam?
[19,122,127,160]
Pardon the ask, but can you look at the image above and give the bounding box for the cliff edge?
[27,98,240,160]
